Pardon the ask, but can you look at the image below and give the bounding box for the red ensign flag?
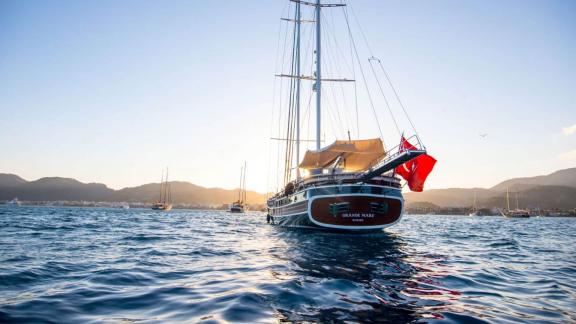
[395,137,436,192]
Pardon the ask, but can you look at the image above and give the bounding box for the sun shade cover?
[298,138,386,171]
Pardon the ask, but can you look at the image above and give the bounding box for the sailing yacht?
[501,188,529,218]
[266,0,436,232]
[152,168,173,211]
[469,192,479,216]
[230,163,247,213]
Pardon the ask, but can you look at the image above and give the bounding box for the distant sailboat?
[152,168,173,211]
[230,163,246,213]
[501,188,529,218]
[469,192,479,216]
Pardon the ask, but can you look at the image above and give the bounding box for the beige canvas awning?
[298,138,385,171]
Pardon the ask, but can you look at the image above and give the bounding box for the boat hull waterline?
[229,205,245,213]
[268,184,403,232]
[152,203,172,211]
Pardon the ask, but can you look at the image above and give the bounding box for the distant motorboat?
[6,198,21,206]
[121,204,130,210]
[152,168,173,211]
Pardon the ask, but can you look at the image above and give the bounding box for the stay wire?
[348,0,421,144]
[376,58,422,147]
[368,57,402,137]
[342,4,384,141]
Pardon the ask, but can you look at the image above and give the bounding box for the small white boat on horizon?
[6,198,21,206]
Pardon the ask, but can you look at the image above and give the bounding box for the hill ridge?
[2,167,575,208]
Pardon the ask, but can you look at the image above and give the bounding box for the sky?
[0,0,575,193]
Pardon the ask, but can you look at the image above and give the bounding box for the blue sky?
[0,0,574,192]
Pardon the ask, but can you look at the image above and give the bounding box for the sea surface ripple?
[0,207,575,323]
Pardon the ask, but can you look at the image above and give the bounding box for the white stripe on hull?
[268,192,404,231]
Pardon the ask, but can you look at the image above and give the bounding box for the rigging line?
[298,6,315,158]
[304,87,313,151]
[342,0,366,138]
[342,5,384,141]
[299,15,314,87]
[368,58,402,137]
[375,58,422,146]
[347,0,406,141]
[321,11,347,138]
[302,28,315,153]
[343,4,359,138]
[267,2,289,197]
[277,2,294,191]
[322,78,347,140]
[326,80,346,138]
[329,83,347,139]
[301,83,313,135]
[276,20,289,191]
[347,0,375,57]
[322,9,353,72]
[324,96,341,145]
[284,64,295,184]
[330,4,358,137]
[284,6,300,185]
[322,10,352,137]
[275,3,290,188]
[282,2,296,185]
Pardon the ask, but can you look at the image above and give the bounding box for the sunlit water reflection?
[0,207,574,323]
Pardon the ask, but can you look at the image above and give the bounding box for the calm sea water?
[0,207,574,323]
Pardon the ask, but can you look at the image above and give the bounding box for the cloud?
[562,124,576,135]
[559,149,576,161]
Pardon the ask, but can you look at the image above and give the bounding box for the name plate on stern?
[310,196,402,227]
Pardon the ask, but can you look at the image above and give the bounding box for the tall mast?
[242,162,247,204]
[506,187,510,210]
[164,168,169,204]
[238,165,243,202]
[168,183,171,204]
[295,1,302,179]
[159,169,164,202]
[315,0,322,151]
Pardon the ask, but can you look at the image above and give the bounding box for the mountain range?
[404,168,576,209]
[1,167,575,209]
[0,174,267,206]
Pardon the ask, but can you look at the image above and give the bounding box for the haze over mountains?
[404,168,576,209]
[0,174,267,206]
[1,168,575,209]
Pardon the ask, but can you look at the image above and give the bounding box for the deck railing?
[357,134,426,181]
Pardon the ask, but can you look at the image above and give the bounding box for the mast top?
[290,0,345,7]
